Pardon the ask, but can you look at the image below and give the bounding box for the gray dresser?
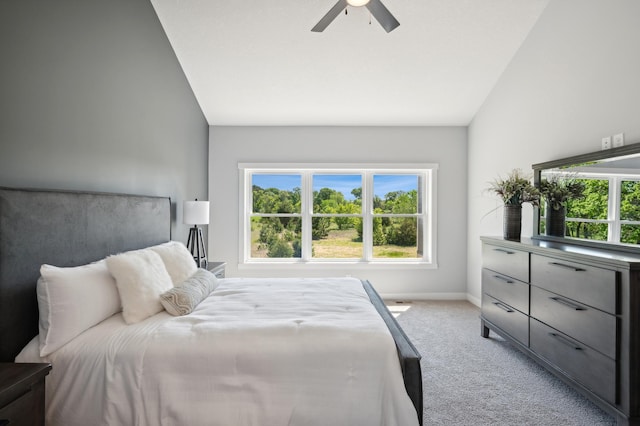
[480,236,640,425]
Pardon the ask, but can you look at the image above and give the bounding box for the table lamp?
[184,199,209,268]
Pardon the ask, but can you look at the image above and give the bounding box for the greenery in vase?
[488,169,540,206]
[539,175,585,211]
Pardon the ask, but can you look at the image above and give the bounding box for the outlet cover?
[613,133,625,147]
[602,136,612,150]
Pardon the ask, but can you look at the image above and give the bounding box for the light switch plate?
[613,133,625,147]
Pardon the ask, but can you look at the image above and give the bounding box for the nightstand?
[0,363,51,426]
[207,261,226,278]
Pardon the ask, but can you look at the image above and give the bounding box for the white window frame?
[238,163,438,270]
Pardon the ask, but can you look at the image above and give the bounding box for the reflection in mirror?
[534,144,640,250]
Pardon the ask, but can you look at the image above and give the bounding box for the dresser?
[480,236,640,425]
[0,363,51,426]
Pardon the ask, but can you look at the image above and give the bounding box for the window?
[239,164,437,267]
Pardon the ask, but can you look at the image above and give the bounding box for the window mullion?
[363,172,373,261]
[301,171,313,261]
[609,177,621,243]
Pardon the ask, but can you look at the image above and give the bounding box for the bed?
[0,186,423,426]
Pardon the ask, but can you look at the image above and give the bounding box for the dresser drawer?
[482,268,529,314]
[530,286,616,359]
[530,318,616,404]
[482,244,529,283]
[481,293,529,346]
[530,254,617,314]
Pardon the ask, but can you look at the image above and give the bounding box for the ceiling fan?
[312,0,400,33]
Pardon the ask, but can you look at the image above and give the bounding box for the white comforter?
[19,277,419,426]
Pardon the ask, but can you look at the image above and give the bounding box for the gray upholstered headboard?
[0,187,171,362]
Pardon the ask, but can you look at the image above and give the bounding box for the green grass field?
[252,226,417,259]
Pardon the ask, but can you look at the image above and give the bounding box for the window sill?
[238,261,438,271]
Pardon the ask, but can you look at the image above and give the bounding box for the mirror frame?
[532,142,640,253]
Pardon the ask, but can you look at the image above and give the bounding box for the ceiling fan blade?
[311,0,348,32]
[366,0,400,33]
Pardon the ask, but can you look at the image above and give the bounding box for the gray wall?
[209,126,468,298]
[467,0,640,304]
[0,0,208,243]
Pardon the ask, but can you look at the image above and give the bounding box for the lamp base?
[186,226,207,268]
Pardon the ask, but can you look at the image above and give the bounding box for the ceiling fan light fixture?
[312,0,399,33]
[347,0,370,6]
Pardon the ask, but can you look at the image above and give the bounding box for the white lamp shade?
[183,201,209,225]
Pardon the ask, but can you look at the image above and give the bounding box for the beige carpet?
[388,300,615,426]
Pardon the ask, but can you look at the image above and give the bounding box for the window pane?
[373,174,419,213]
[252,174,301,214]
[312,174,362,214]
[621,224,640,245]
[621,180,640,221]
[251,217,301,258]
[565,179,608,220]
[565,221,608,241]
[311,217,362,258]
[372,217,419,258]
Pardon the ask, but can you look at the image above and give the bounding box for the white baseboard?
[380,292,469,302]
[466,294,481,307]
[380,292,482,307]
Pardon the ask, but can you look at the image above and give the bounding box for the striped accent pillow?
[160,269,219,316]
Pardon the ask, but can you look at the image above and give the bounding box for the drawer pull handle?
[493,248,515,255]
[548,262,585,272]
[492,301,514,313]
[550,296,585,311]
[493,275,514,284]
[549,332,583,351]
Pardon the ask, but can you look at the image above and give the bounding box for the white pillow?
[106,249,174,324]
[37,260,121,357]
[148,241,197,285]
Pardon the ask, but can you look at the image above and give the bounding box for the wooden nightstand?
[207,261,226,278]
[0,363,51,426]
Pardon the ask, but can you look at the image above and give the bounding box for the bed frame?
[0,186,422,425]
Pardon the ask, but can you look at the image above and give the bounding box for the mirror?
[532,142,640,253]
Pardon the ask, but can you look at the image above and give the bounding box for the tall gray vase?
[546,205,566,237]
[503,205,522,241]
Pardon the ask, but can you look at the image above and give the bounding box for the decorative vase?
[546,205,566,237]
[503,205,522,241]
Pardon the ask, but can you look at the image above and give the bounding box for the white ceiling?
[150,0,549,126]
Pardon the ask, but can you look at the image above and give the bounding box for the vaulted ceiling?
[150,0,549,126]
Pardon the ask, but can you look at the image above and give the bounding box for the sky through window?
[253,173,418,199]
